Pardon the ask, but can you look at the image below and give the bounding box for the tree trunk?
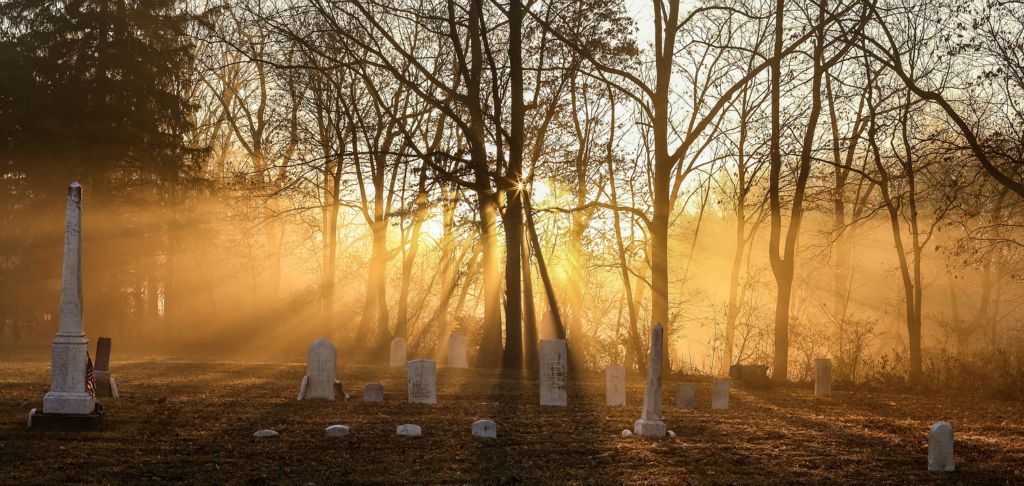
[649,0,681,374]
[768,0,821,381]
[476,187,503,367]
[767,0,788,380]
[723,195,745,376]
[866,68,922,386]
[524,194,566,343]
[606,130,644,373]
[722,101,749,376]
[522,220,539,370]
[501,0,525,370]
[396,168,428,340]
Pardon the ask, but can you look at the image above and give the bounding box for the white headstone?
[676,383,696,409]
[299,339,336,400]
[325,424,349,438]
[42,183,97,415]
[539,339,568,406]
[390,337,406,368]
[397,424,422,436]
[605,365,626,406]
[472,419,497,439]
[712,380,730,410]
[928,421,955,472]
[621,429,633,437]
[253,429,279,438]
[363,383,384,403]
[633,323,667,437]
[448,332,468,368]
[407,359,437,404]
[815,358,832,396]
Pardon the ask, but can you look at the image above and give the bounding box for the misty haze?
[1,0,1023,483]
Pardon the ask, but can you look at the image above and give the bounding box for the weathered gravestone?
[390,338,407,368]
[605,365,626,406]
[633,323,667,438]
[407,359,437,404]
[448,332,468,368]
[363,383,384,403]
[325,424,349,438]
[297,339,337,400]
[253,429,279,438]
[539,339,568,406]
[712,380,730,410]
[397,424,422,436]
[472,419,497,439]
[29,183,102,430]
[93,337,117,398]
[928,421,955,472]
[815,358,833,397]
[676,383,696,409]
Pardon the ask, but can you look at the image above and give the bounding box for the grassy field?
[1,352,1022,484]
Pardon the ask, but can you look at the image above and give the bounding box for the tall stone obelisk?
[41,182,97,416]
[633,322,667,437]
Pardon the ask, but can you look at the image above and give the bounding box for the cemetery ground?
[1,351,1023,484]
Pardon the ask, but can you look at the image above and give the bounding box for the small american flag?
[85,353,96,396]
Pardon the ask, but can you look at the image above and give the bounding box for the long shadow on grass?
[462,368,618,484]
[114,363,308,483]
[712,387,978,483]
[743,387,1023,482]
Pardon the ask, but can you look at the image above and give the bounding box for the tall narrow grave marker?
[30,183,102,429]
[633,323,667,438]
[539,339,567,406]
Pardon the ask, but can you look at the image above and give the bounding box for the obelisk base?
[43,390,96,414]
[633,418,667,438]
[29,405,103,430]
[42,336,96,414]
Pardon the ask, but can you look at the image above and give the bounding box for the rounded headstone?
[325,424,349,438]
[621,429,633,437]
[302,339,337,400]
[928,421,955,472]
[253,429,279,438]
[472,419,497,439]
[397,424,422,437]
[364,383,384,403]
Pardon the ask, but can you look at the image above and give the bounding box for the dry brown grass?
[1,350,1022,484]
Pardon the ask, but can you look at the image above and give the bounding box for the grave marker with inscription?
[539,339,567,406]
[407,359,437,404]
[297,339,337,400]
